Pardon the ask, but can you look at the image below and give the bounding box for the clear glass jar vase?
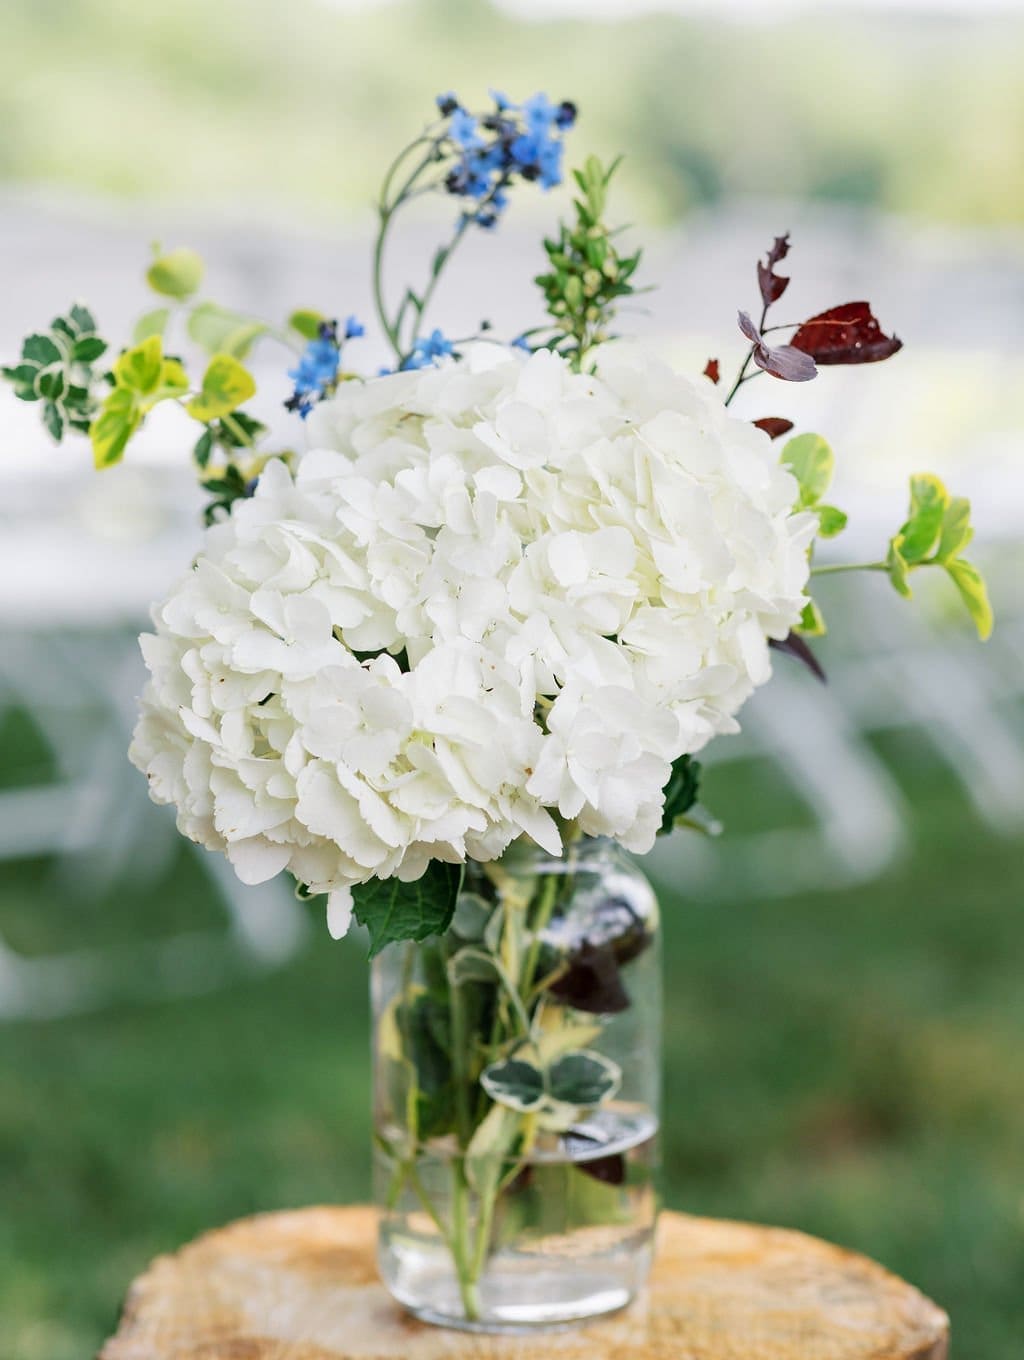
[371,835,661,1332]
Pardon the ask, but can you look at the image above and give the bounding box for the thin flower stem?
[724,299,770,407]
[811,561,887,576]
[372,137,445,362]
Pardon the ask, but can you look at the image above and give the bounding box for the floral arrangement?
[3,90,994,1328]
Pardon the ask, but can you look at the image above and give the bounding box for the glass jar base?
[382,1236,653,1333]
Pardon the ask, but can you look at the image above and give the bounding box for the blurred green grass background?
[2,0,1024,224]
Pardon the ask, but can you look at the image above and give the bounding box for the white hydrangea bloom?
[130,344,815,932]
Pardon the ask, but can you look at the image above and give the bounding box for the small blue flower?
[522,92,557,134]
[450,108,483,150]
[511,334,532,353]
[489,89,514,111]
[284,314,362,418]
[401,328,456,371]
[436,91,459,116]
[538,137,563,189]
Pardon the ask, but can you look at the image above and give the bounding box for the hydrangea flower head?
[131,346,815,932]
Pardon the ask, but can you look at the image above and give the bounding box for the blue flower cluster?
[285,316,363,418]
[400,328,456,371]
[436,90,577,229]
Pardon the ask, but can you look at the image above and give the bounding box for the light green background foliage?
[2,0,1023,225]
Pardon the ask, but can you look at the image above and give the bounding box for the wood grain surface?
[100,1205,949,1360]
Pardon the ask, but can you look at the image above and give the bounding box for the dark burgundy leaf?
[738,311,818,384]
[791,302,903,365]
[757,258,789,307]
[548,941,630,1014]
[703,358,720,384]
[752,417,794,440]
[770,632,826,683]
[577,1152,627,1186]
[757,233,792,308]
[766,232,790,268]
[562,1129,627,1185]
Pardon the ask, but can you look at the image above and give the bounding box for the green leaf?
[817,504,848,538]
[782,433,834,507]
[68,303,97,334]
[659,755,701,835]
[193,428,215,470]
[187,302,266,358]
[3,363,39,386]
[2,363,40,400]
[22,334,61,367]
[480,1057,545,1113]
[899,473,949,564]
[37,368,66,401]
[288,309,326,341]
[146,247,204,299]
[797,598,827,636]
[936,496,973,564]
[139,357,190,412]
[114,336,165,395]
[946,559,993,641]
[886,537,912,598]
[133,308,170,344]
[547,1051,621,1108]
[451,892,492,942]
[42,401,65,442]
[91,386,141,468]
[71,336,107,364]
[185,354,256,422]
[351,860,463,958]
[447,947,502,986]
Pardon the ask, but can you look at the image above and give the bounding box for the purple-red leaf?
[739,311,818,384]
[754,344,817,382]
[757,259,789,307]
[791,302,903,365]
[766,233,790,267]
[770,631,826,683]
[738,310,761,345]
[757,233,791,308]
[704,358,720,384]
[753,417,795,440]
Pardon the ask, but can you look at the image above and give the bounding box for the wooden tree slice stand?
[101,1205,948,1360]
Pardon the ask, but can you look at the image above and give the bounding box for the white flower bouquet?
[4,90,992,1331]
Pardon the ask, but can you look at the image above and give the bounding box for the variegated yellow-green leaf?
[946,558,993,640]
[114,335,164,395]
[817,504,848,538]
[146,247,204,300]
[91,387,141,469]
[797,598,827,636]
[288,309,327,341]
[138,357,190,412]
[186,354,257,422]
[886,536,912,598]
[782,432,834,507]
[899,473,949,563]
[187,302,267,359]
[133,308,170,344]
[936,496,974,564]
